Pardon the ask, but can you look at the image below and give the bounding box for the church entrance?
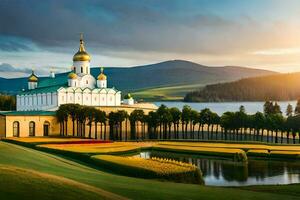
[43,121,50,136]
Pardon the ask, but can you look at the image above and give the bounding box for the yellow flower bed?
[38,143,141,154]
[153,144,247,162]
[158,142,300,152]
[91,155,203,184]
[37,142,155,154]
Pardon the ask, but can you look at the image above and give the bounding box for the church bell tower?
[72,34,91,75]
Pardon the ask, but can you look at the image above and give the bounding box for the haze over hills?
[0,60,276,100]
[184,72,300,102]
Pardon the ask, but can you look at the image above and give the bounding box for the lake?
[154,101,297,116]
[136,151,300,186]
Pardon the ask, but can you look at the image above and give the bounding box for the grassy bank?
[157,141,300,160]
[153,145,247,162]
[1,141,300,200]
[0,165,126,200]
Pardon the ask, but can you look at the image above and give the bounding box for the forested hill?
[0,60,275,95]
[184,72,300,102]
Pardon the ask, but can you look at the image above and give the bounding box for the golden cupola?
[28,71,38,82]
[73,34,91,62]
[97,67,107,80]
[68,72,77,79]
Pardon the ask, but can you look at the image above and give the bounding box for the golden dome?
[28,71,38,82]
[68,72,77,79]
[97,67,107,80]
[73,34,91,62]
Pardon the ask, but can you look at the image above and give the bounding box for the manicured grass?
[153,144,247,162]
[37,142,152,154]
[1,141,300,200]
[270,151,300,160]
[0,165,125,200]
[247,149,269,158]
[91,155,203,184]
[241,184,300,197]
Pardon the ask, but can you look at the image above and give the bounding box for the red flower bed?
[59,140,112,145]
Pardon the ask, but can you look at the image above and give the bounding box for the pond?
[135,151,300,186]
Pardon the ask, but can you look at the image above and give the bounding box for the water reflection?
[137,151,300,186]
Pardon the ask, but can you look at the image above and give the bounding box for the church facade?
[0,35,158,138]
[16,35,122,111]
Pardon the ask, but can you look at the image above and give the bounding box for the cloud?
[0,63,31,73]
[0,63,48,76]
[0,0,291,55]
[1,0,300,73]
[253,48,300,56]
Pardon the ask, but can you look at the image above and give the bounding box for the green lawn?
[0,141,300,200]
[0,165,123,200]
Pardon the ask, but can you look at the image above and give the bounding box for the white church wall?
[74,90,82,104]
[74,60,90,74]
[116,92,121,106]
[107,93,115,106]
[58,91,67,106]
[82,89,91,105]
[66,88,75,104]
[99,93,106,106]
[97,80,107,88]
[80,75,96,89]
[52,93,58,107]
[33,95,37,110]
[91,90,99,106]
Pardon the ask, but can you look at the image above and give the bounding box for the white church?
[16,35,133,111]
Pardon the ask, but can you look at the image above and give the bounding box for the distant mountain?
[184,72,300,102]
[0,60,277,97]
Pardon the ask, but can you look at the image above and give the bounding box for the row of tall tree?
[56,104,107,139]
[56,101,300,143]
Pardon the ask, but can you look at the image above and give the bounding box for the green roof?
[17,72,120,95]
[38,75,68,88]
[19,85,64,95]
[0,111,56,116]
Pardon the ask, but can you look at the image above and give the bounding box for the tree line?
[184,72,300,102]
[56,100,300,144]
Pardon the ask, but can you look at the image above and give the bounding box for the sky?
[1,0,300,77]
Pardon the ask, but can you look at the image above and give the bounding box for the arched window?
[81,67,83,73]
[43,121,50,136]
[86,80,88,84]
[13,121,19,137]
[29,121,35,136]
